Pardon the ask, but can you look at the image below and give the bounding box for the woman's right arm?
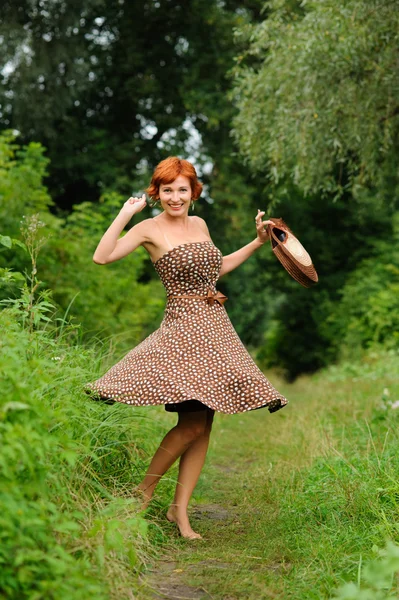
[93,194,148,264]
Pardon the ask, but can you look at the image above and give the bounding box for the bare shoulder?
[192,215,210,235]
[138,217,166,250]
[136,217,154,230]
[132,217,156,242]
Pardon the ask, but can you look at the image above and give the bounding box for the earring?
[190,199,195,211]
[149,197,160,208]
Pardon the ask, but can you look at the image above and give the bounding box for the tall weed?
[0,216,169,599]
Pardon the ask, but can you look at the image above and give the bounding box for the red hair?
[146,157,203,200]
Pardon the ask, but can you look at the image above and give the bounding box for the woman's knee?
[177,415,207,443]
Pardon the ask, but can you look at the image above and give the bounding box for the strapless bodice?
[153,241,222,297]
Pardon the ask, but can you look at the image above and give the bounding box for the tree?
[0,132,164,346]
[1,0,281,358]
[0,0,264,208]
[231,0,399,200]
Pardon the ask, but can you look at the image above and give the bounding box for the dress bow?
[206,289,228,306]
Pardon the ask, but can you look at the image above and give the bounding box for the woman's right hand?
[120,193,147,219]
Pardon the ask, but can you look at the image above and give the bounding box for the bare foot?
[166,505,203,540]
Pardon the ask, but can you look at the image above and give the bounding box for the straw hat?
[266,218,318,287]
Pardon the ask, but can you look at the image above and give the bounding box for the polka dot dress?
[85,241,288,414]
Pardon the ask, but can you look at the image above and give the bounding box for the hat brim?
[267,219,318,287]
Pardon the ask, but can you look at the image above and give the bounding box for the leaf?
[1,402,31,413]
[0,235,12,248]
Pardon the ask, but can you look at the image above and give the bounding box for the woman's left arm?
[219,210,273,278]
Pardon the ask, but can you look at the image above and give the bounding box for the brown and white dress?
[85,239,288,415]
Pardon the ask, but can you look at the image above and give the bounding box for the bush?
[321,214,399,360]
[0,216,170,597]
[0,131,165,351]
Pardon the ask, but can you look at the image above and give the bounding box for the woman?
[85,156,288,540]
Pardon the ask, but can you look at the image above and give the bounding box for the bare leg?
[166,410,214,539]
[137,411,209,509]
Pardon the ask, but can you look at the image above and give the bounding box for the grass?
[140,353,399,599]
[2,294,399,599]
[0,305,175,599]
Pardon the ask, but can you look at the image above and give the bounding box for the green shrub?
[0,131,165,351]
[321,215,399,360]
[331,543,399,600]
[0,216,169,598]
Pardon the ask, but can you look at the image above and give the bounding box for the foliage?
[0,130,55,232]
[0,272,170,598]
[228,0,399,374]
[2,162,399,597]
[253,188,397,378]
[0,305,131,598]
[332,543,399,600]
[0,2,280,353]
[42,193,165,348]
[231,0,399,199]
[1,4,399,380]
[321,215,399,361]
[0,132,165,348]
[0,0,264,205]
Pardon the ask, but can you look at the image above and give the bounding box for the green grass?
[2,299,399,599]
[0,306,174,599]
[140,353,399,599]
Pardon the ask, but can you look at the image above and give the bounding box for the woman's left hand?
[255,210,273,244]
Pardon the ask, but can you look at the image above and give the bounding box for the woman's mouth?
[168,203,184,210]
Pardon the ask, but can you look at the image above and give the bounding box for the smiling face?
[158,175,192,215]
